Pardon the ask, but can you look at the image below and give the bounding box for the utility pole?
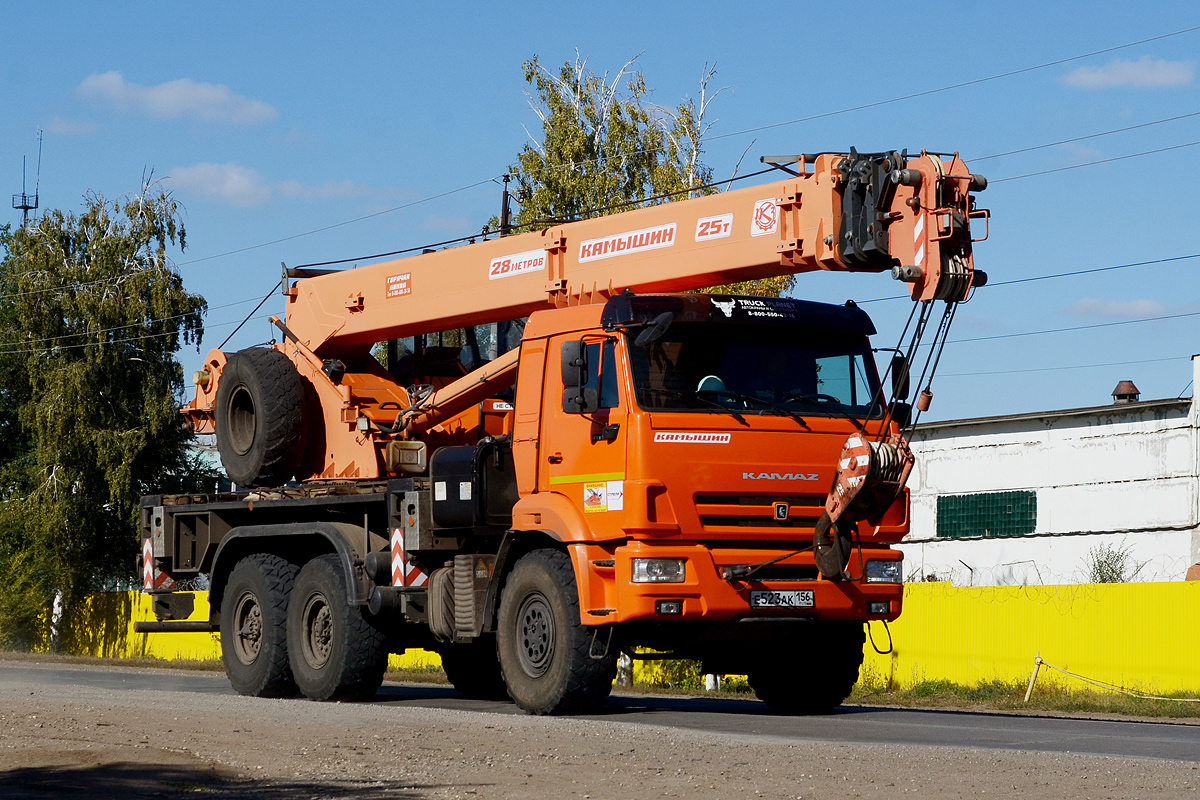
[498,173,512,237]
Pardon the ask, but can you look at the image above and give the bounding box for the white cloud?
[77,71,277,125]
[168,163,272,207]
[169,164,391,208]
[1065,298,1168,319]
[47,116,99,136]
[1062,56,1194,89]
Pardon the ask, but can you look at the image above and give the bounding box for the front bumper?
[571,540,903,625]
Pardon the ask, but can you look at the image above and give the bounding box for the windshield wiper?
[697,389,808,427]
[640,388,748,426]
[767,391,867,433]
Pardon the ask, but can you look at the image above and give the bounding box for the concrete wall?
[898,356,1200,586]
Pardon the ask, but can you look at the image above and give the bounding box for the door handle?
[547,453,563,464]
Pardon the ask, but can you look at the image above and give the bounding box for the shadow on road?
[0,761,457,800]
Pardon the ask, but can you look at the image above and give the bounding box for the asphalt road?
[3,662,1197,763]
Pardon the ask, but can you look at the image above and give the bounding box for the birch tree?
[0,184,205,649]
[508,54,791,297]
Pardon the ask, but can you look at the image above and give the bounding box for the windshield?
[627,322,883,419]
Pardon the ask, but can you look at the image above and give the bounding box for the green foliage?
[508,53,792,298]
[0,184,206,648]
[1084,540,1144,583]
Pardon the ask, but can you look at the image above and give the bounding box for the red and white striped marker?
[142,538,154,591]
[141,537,175,592]
[913,211,926,270]
[391,527,428,588]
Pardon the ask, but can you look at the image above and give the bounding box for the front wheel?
[287,554,388,701]
[496,549,617,715]
[219,553,298,698]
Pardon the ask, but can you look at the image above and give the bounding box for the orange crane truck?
[138,149,988,714]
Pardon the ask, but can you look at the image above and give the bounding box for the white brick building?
[899,356,1200,586]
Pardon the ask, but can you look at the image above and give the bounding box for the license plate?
[749,590,814,609]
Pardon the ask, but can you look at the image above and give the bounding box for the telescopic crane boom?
[184,149,986,484]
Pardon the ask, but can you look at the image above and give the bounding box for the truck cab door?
[541,335,628,535]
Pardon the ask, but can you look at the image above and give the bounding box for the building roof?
[914,396,1192,432]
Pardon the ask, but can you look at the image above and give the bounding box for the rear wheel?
[496,549,617,714]
[215,347,305,488]
[747,621,865,714]
[439,636,509,701]
[219,553,298,698]
[287,554,387,701]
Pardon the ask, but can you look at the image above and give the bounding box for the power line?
[947,310,1200,345]
[0,295,255,351]
[858,252,1200,304]
[992,139,1200,183]
[0,313,274,357]
[292,167,780,269]
[972,110,1200,162]
[706,25,1200,142]
[174,177,500,267]
[66,23,1190,280]
[941,354,1189,378]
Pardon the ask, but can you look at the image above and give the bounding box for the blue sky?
[3,1,1199,422]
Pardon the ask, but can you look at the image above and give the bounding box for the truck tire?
[219,553,298,698]
[439,636,509,701]
[215,347,305,488]
[287,554,387,702]
[496,549,617,714]
[747,621,865,714]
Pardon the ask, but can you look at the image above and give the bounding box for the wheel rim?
[300,591,334,669]
[226,385,256,456]
[232,590,262,666]
[516,591,555,678]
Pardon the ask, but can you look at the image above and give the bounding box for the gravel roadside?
[1,663,1198,799]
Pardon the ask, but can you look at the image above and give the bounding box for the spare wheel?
[215,347,305,487]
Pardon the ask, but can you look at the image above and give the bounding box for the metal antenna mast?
[12,129,42,227]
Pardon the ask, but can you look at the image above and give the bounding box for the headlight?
[864,560,903,584]
[631,558,687,583]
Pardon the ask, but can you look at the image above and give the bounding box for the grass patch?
[0,650,224,672]
[849,676,1200,719]
[383,664,449,685]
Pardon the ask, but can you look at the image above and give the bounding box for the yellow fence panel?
[70,583,1200,695]
[72,592,440,671]
[862,581,1200,694]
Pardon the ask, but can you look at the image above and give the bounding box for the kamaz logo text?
[742,472,820,481]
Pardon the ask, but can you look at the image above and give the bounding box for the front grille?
[746,566,819,582]
[698,516,814,529]
[695,493,823,530]
[695,494,822,507]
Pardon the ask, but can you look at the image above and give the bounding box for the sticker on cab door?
[583,480,624,513]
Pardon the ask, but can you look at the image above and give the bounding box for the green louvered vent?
[936,490,1036,539]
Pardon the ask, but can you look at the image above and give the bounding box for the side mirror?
[890,354,910,401]
[634,311,674,347]
[561,340,597,414]
[891,401,912,428]
[563,387,599,414]
[561,341,587,387]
